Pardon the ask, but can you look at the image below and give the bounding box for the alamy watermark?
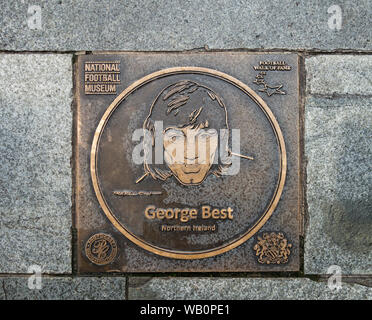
[131,120,251,186]
[27,264,42,290]
[328,5,342,31]
[27,4,42,30]
[327,265,342,291]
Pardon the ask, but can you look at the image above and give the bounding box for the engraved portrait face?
[163,124,219,185]
[138,80,230,186]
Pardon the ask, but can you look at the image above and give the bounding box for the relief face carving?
[163,125,219,185]
[138,80,236,186]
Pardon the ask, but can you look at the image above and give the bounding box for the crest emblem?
[253,232,292,264]
[85,233,118,265]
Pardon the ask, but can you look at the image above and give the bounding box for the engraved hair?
[138,80,232,183]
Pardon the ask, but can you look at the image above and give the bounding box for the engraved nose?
[184,135,199,161]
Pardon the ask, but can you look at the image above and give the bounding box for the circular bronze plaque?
[91,67,286,259]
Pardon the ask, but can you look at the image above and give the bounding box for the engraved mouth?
[181,164,201,174]
[185,156,199,161]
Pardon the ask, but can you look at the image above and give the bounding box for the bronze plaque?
[74,52,301,272]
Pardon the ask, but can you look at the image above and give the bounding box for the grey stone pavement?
[0,0,371,299]
[0,0,371,51]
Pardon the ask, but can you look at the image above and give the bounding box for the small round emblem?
[85,233,117,265]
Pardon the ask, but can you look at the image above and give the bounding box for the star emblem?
[258,84,286,97]
[253,72,286,97]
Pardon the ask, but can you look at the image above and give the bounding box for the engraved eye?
[207,129,218,135]
[169,134,183,141]
[196,129,217,140]
[165,129,184,142]
[197,133,209,139]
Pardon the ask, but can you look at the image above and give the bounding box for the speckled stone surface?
[0,0,370,51]
[128,277,372,300]
[306,55,372,96]
[304,54,372,274]
[0,276,126,300]
[0,54,73,273]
